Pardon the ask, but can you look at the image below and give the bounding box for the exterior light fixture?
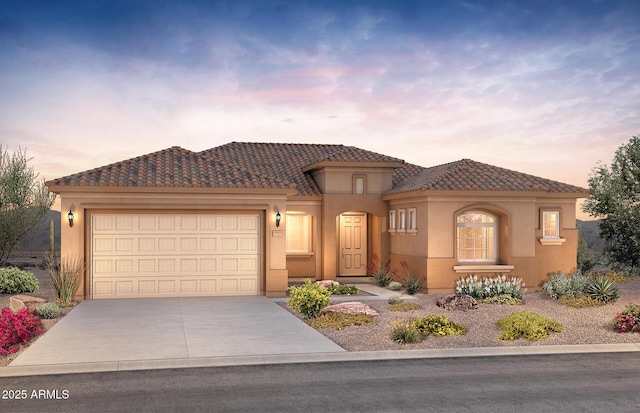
[275,212,281,227]
[67,210,74,227]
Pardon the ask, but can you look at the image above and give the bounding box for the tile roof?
[46,143,589,196]
[386,158,590,195]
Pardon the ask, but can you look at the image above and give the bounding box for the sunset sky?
[1,1,639,218]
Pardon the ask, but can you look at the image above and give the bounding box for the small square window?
[542,211,560,238]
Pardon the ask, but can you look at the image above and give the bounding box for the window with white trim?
[456,211,497,263]
[354,175,365,194]
[389,210,396,232]
[398,209,406,231]
[409,208,417,231]
[286,213,312,253]
[542,211,560,238]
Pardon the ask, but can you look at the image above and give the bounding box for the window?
[398,209,406,231]
[286,213,312,253]
[409,208,417,231]
[542,211,560,238]
[456,211,497,263]
[353,175,365,194]
[389,210,396,232]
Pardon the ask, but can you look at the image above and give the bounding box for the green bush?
[287,279,332,319]
[35,302,60,319]
[388,281,402,291]
[326,284,359,295]
[412,315,466,337]
[455,274,524,300]
[0,267,39,294]
[558,295,605,308]
[479,294,523,305]
[542,272,589,300]
[387,295,401,305]
[388,303,421,312]
[307,313,374,330]
[586,276,620,303]
[497,311,563,341]
[390,321,420,344]
[586,269,630,284]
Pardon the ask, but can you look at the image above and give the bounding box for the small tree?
[0,145,56,265]
[583,135,640,269]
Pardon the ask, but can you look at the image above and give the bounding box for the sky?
[1,0,639,218]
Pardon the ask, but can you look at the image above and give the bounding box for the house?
[45,142,590,300]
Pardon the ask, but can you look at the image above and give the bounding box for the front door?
[339,212,367,276]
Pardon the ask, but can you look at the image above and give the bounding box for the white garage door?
[91,213,260,299]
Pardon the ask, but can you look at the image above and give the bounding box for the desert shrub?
[412,315,466,337]
[35,302,60,319]
[307,313,374,330]
[388,303,421,312]
[388,281,402,291]
[586,269,630,284]
[0,267,39,294]
[368,252,395,286]
[479,294,523,305]
[455,274,524,300]
[398,261,424,295]
[542,272,589,300]
[559,295,605,308]
[586,276,620,303]
[45,254,82,307]
[287,279,332,319]
[0,308,43,355]
[387,295,402,305]
[326,284,359,295]
[390,321,420,344]
[497,311,563,341]
[613,304,640,333]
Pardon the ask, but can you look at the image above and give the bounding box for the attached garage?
[90,213,261,299]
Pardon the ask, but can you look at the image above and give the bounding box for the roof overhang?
[46,184,299,197]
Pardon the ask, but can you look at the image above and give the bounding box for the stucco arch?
[453,204,511,265]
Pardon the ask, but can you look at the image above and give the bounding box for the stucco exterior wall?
[56,190,291,299]
[388,193,582,293]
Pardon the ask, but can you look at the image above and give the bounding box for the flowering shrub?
[368,252,395,287]
[455,274,525,300]
[542,272,590,300]
[287,279,332,319]
[613,304,640,333]
[398,261,424,295]
[497,311,563,341]
[412,315,466,337]
[0,308,43,355]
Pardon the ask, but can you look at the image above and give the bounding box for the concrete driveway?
[10,297,345,367]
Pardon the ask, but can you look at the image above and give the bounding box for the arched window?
[456,211,497,263]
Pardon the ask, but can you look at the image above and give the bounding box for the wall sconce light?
[275,212,281,227]
[67,210,74,227]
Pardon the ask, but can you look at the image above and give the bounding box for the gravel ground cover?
[286,281,640,351]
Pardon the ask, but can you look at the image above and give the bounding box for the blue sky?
[1,0,639,216]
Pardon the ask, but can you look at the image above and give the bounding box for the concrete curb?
[2,343,640,378]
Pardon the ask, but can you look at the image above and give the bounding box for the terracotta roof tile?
[46,144,589,196]
[387,158,590,195]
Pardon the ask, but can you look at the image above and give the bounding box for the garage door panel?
[92,213,260,298]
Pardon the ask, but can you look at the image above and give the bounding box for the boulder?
[8,295,47,312]
[315,280,340,288]
[321,302,379,316]
[436,294,478,311]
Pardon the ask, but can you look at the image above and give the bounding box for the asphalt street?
[1,352,639,412]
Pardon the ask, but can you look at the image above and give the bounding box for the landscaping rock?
[315,280,340,288]
[321,302,379,316]
[437,294,478,311]
[8,295,47,312]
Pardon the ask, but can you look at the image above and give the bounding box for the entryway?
[339,212,367,276]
